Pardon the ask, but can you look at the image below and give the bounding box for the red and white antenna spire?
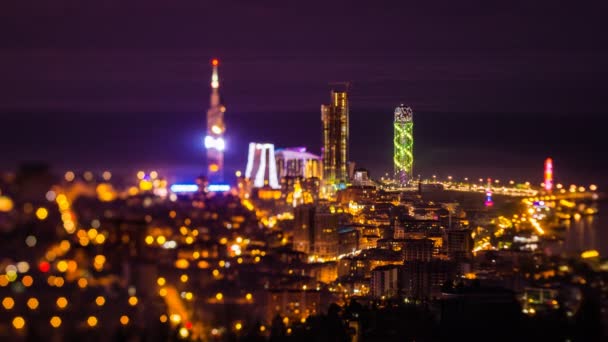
[205,58,226,183]
[544,158,553,192]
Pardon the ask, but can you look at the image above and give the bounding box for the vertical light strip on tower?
[267,144,280,189]
[245,143,256,179]
[254,144,267,188]
[394,105,414,185]
[205,58,226,183]
[544,158,553,192]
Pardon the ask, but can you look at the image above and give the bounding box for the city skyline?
[2,1,608,185]
[1,2,607,341]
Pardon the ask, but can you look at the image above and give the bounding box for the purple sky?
[2,0,607,184]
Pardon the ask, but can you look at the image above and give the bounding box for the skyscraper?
[321,88,349,183]
[205,59,226,183]
[394,105,414,185]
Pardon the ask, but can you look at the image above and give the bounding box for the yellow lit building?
[321,88,349,183]
[275,148,322,179]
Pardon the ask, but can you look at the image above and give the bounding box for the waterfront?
[562,199,608,257]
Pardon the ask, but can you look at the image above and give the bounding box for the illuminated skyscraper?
[205,58,226,183]
[394,105,414,185]
[321,89,349,183]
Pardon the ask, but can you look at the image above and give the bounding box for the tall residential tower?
[205,59,226,183]
[394,105,414,185]
[321,89,349,183]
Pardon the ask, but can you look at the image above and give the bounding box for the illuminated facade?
[275,147,322,179]
[245,143,280,189]
[544,158,553,192]
[394,105,414,185]
[321,89,349,183]
[205,59,226,183]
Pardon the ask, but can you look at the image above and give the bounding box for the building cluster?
[0,60,606,341]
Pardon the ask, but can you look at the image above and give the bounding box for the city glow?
[56,297,68,309]
[87,316,98,327]
[0,196,14,212]
[0,46,604,342]
[22,275,33,287]
[12,316,25,329]
[581,250,599,259]
[26,297,39,310]
[64,171,75,182]
[170,314,181,323]
[139,179,153,191]
[3,297,15,310]
[50,316,62,328]
[35,207,48,220]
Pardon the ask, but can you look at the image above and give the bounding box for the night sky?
[2,1,607,185]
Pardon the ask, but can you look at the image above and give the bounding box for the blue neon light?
[170,184,199,193]
[208,184,231,192]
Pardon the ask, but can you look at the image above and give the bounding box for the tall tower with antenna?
[544,158,553,192]
[205,58,226,183]
[394,105,414,185]
[485,178,494,207]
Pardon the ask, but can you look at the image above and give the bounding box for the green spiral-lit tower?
[394,105,414,185]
